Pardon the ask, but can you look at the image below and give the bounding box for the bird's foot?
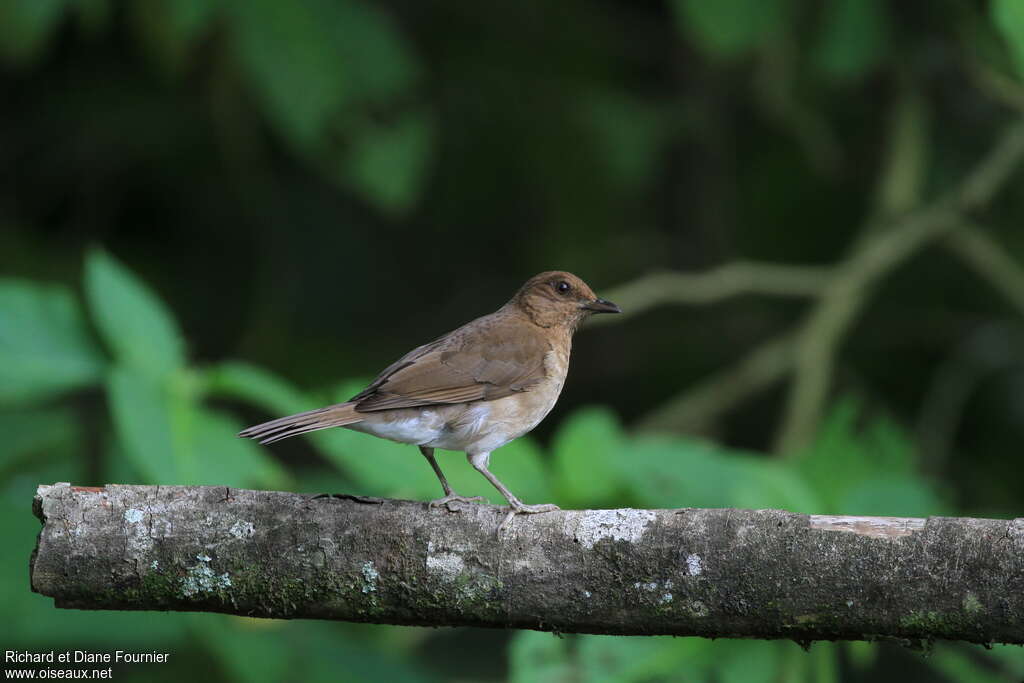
[498,502,560,532]
[428,493,488,513]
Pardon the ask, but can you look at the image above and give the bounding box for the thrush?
[239,271,620,527]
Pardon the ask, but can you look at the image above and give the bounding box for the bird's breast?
[452,347,569,452]
[348,345,572,454]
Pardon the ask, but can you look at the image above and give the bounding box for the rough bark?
[30,483,1024,644]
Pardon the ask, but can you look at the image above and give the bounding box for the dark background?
[4,0,1024,680]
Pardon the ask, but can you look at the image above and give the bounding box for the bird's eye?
[554,281,571,295]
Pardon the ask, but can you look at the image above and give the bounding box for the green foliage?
[508,631,573,683]
[671,0,789,60]
[575,635,713,683]
[928,646,1015,683]
[0,280,104,405]
[1,0,428,214]
[226,0,428,214]
[229,0,350,154]
[551,405,625,506]
[341,110,435,217]
[621,435,820,512]
[85,249,185,377]
[127,0,217,74]
[5,0,1024,680]
[0,407,79,474]
[2,252,1014,682]
[0,0,70,65]
[205,361,311,416]
[581,89,672,195]
[992,0,1024,80]
[795,396,945,516]
[107,366,185,483]
[811,0,890,82]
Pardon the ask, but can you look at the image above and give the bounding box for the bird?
[239,271,621,527]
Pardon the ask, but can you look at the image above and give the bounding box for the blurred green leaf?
[625,436,819,512]
[227,0,428,214]
[929,644,1013,683]
[107,366,189,484]
[509,631,572,683]
[85,249,185,376]
[103,436,147,485]
[205,361,311,416]
[961,4,1017,78]
[228,0,347,153]
[798,398,873,493]
[797,397,938,514]
[189,615,293,683]
[811,641,840,683]
[328,0,419,105]
[312,421,440,499]
[228,0,428,215]
[129,0,219,75]
[0,407,78,473]
[0,279,104,404]
[582,90,670,194]
[625,436,738,509]
[341,110,434,215]
[301,626,438,683]
[993,0,1024,80]
[109,365,288,488]
[845,641,877,671]
[551,406,625,506]
[983,644,1024,677]
[811,0,890,81]
[299,622,435,683]
[0,0,71,65]
[577,635,711,683]
[671,0,788,60]
[730,459,821,513]
[192,409,290,489]
[838,476,943,517]
[75,0,111,38]
[716,640,780,683]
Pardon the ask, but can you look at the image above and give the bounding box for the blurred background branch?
[776,119,1024,454]
[946,224,1024,317]
[597,263,830,320]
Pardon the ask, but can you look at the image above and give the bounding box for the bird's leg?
[421,446,486,511]
[467,451,559,530]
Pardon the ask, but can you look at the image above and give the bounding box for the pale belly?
[346,376,565,454]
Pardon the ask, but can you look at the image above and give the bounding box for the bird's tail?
[238,402,364,445]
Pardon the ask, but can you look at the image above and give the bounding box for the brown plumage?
[239,271,620,527]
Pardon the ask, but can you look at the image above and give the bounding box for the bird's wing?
[349,314,551,412]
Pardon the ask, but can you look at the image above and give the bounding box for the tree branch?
[593,263,830,324]
[617,120,1024,442]
[634,331,797,435]
[774,119,1024,454]
[945,224,1024,317]
[31,483,1024,645]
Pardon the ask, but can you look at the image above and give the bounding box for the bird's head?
[510,271,621,330]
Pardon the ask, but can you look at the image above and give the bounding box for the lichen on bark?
[30,483,1024,644]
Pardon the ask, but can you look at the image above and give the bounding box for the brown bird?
[239,271,620,527]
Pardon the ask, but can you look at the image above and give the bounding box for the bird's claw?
[497,502,560,532]
[428,494,488,513]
